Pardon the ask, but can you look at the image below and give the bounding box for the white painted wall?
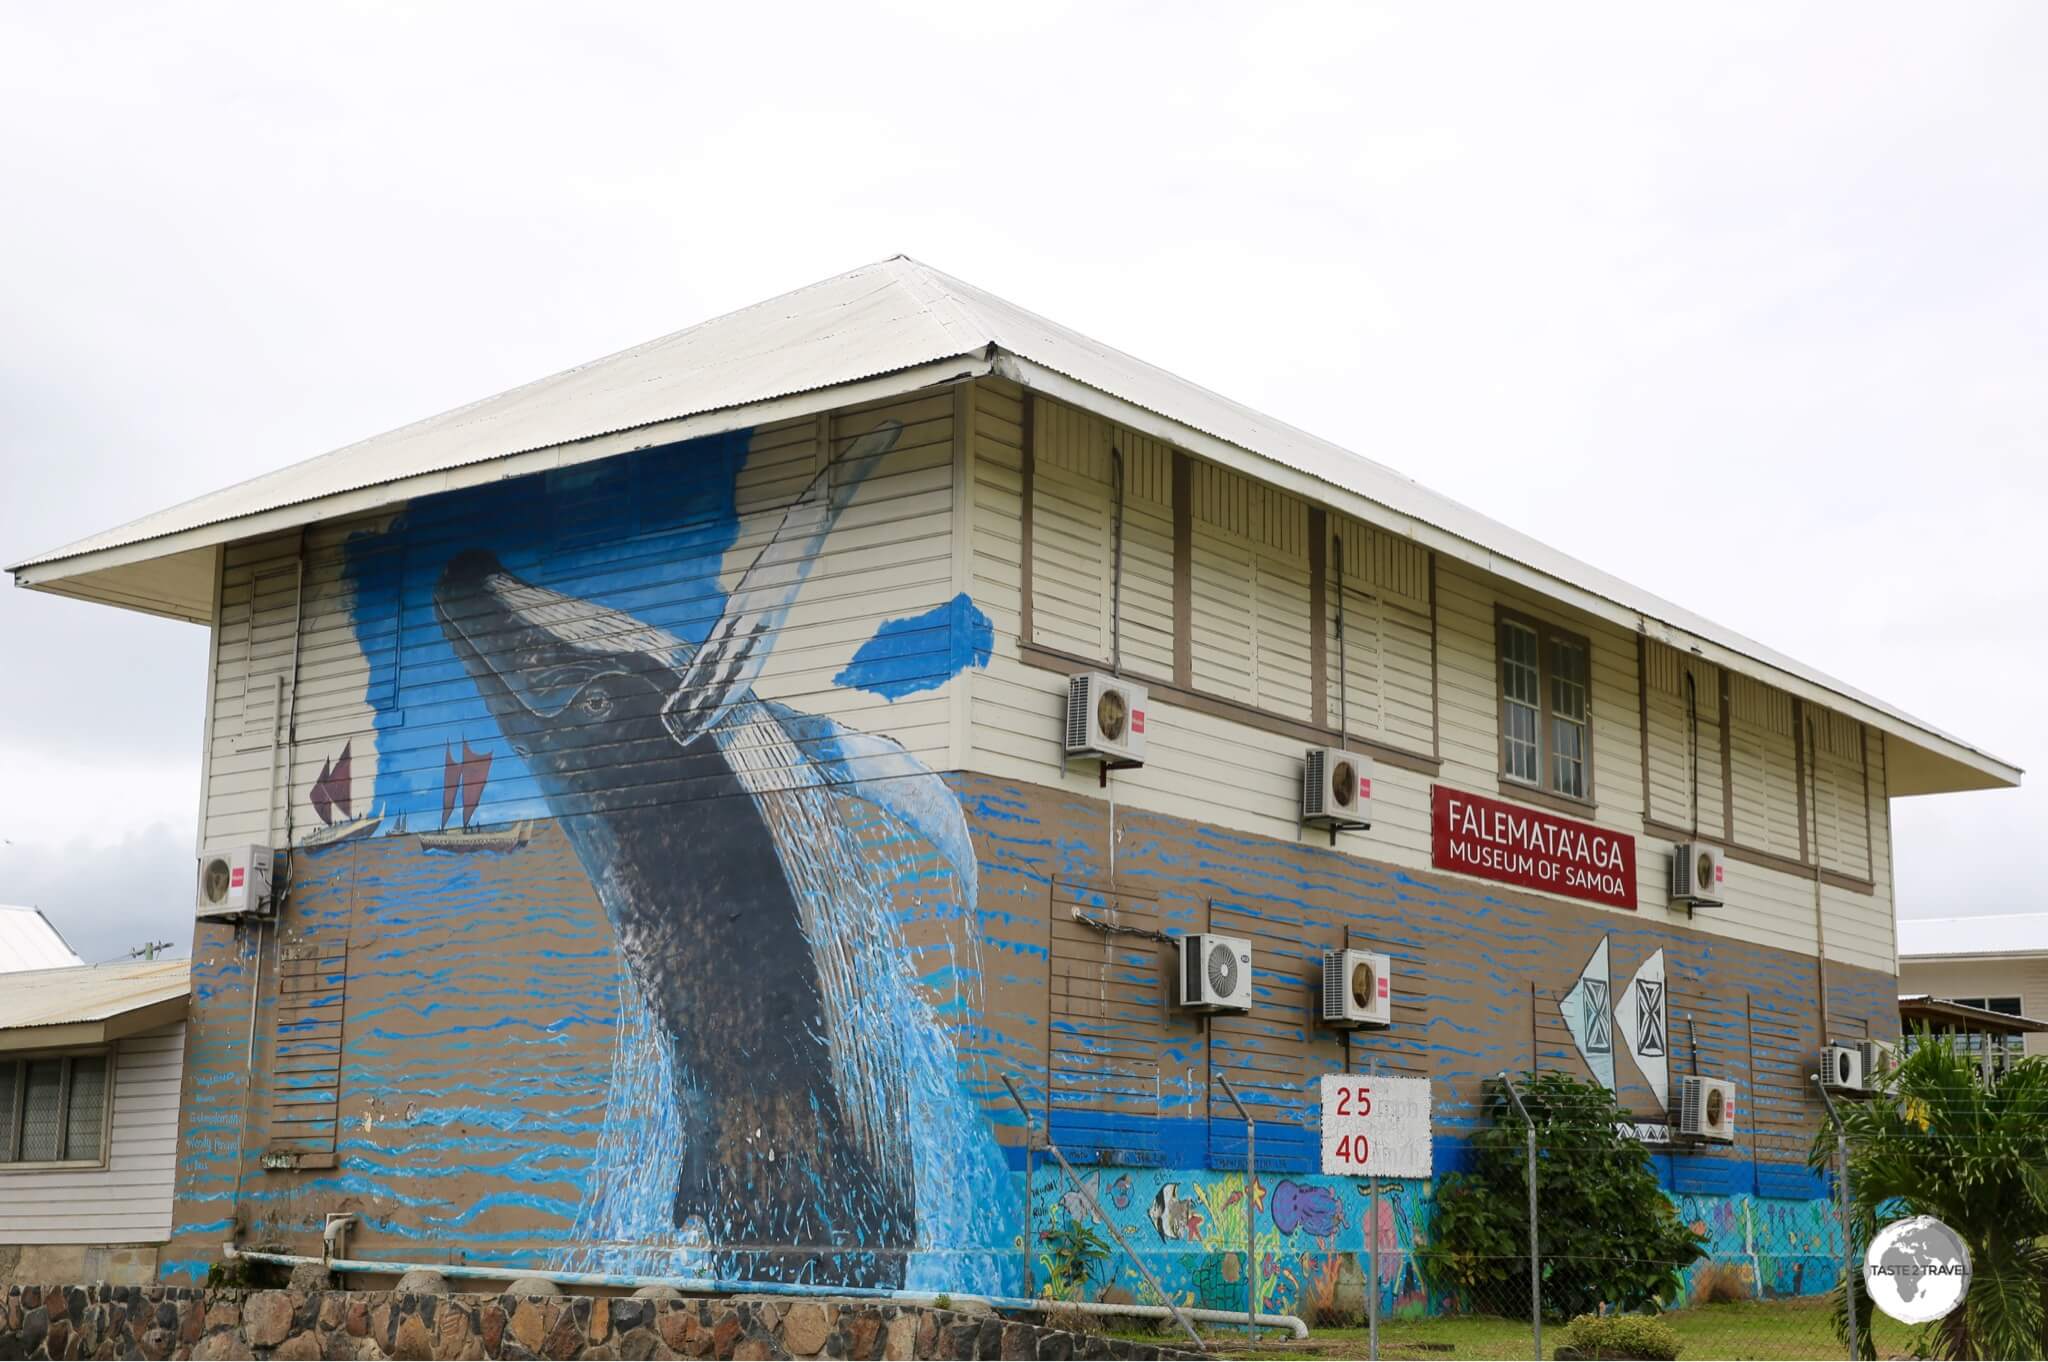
[190,374,1901,975]
[964,384,1900,974]
[1898,956,2048,1057]
[0,1022,185,1246]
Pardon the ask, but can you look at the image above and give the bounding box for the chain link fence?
[1044,1075,1885,1359]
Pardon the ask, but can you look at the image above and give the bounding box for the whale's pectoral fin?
[760,700,979,910]
[660,420,904,750]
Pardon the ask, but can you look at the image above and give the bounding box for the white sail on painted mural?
[1558,937,1615,1090]
[1615,947,1670,1109]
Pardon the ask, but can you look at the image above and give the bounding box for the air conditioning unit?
[1671,841,1726,908]
[1676,1075,1737,1144]
[1302,748,1373,829]
[195,844,275,920]
[1320,948,1391,1029]
[1858,1039,1897,1089]
[1178,933,1252,1013]
[1065,672,1148,766]
[1820,1043,1864,1094]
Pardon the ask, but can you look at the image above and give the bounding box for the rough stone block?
[247,1291,296,1347]
[392,1310,435,1360]
[510,1299,549,1353]
[782,1301,830,1356]
[393,1270,448,1297]
[615,1325,665,1361]
[655,1303,694,1354]
[274,1332,325,1360]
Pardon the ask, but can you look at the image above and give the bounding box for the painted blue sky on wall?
[338,428,987,833]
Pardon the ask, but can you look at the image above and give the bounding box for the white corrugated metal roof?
[6,256,2020,793]
[1899,913,2048,961]
[0,958,189,1032]
[0,906,84,972]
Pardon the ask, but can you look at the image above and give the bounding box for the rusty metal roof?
[0,958,190,1049]
[6,255,2020,794]
[1898,994,2048,1035]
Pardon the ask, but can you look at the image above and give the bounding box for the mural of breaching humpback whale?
[433,420,1005,1287]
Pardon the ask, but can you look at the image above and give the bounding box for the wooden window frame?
[1494,605,1598,812]
[0,1047,115,1174]
[1018,402,1442,775]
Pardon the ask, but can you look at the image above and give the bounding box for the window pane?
[1500,621,1541,781]
[1987,997,2023,1016]
[1549,638,1587,721]
[1551,716,1586,799]
[0,1062,15,1162]
[19,1060,63,1162]
[64,1056,107,1161]
[1501,622,1539,703]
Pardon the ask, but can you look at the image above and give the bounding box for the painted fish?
[434,420,984,1285]
[1148,1182,1203,1243]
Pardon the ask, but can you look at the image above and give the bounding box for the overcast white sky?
[1,3,2040,964]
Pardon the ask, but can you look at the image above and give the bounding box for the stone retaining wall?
[1,1283,1194,1360]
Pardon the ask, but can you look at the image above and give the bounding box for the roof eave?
[991,352,2023,798]
[9,350,996,613]
[0,992,189,1052]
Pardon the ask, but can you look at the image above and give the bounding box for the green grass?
[1120,1296,1922,1360]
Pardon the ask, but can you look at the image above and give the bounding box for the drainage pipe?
[222,1245,1311,1341]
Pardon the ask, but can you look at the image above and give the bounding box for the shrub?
[1558,1312,1682,1360]
[1426,1071,1706,1320]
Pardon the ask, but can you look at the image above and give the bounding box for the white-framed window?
[0,1052,111,1165]
[1498,608,1595,801]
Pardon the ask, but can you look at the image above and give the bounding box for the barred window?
[1498,610,1595,802]
[0,1053,110,1164]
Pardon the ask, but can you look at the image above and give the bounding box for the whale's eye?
[578,685,615,720]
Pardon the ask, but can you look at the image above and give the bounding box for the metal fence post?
[998,1074,1036,1299]
[1499,1072,1539,1362]
[1368,1059,1381,1362]
[1814,1073,1859,1362]
[1216,1070,1258,1345]
[1009,1072,1205,1351]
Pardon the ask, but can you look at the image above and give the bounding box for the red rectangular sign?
[1430,785,1637,909]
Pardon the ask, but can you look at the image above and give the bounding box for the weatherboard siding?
[1897,956,2048,1058]
[198,397,963,851]
[0,1023,183,1246]
[967,391,1897,974]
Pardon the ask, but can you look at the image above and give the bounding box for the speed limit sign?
[1320,1073,1432,1177]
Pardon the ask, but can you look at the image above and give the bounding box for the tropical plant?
[1810,1032,2048,1360]
[1041,1216,1113,1300]
[1429,1070,1706,1320]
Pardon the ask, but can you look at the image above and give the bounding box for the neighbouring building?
[1899,913,2048,1062]
[0,959,190,1284]
[5,258,2020,1311]
[0,907,84,973]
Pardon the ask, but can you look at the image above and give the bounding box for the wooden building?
[7,258,2018,1308]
